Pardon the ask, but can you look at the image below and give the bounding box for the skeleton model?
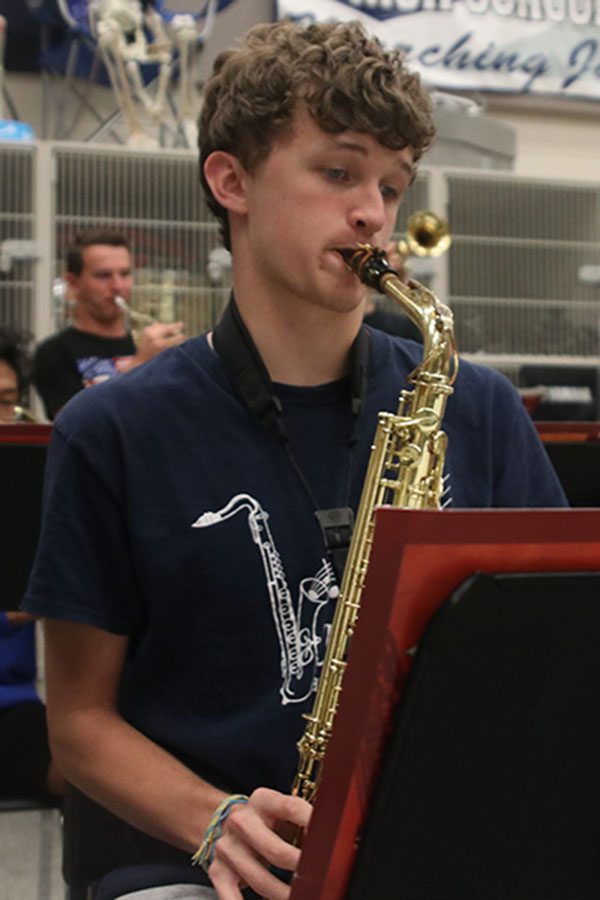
[87,0,216,147]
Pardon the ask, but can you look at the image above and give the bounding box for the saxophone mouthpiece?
[338,247,360,267]
[342,244,396,292]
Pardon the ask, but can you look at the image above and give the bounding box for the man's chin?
[98,310,123,323]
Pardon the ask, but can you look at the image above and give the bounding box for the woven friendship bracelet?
[191,793,249,872]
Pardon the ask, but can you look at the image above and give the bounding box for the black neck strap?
[212,293,371,445]
[212,294,370,581]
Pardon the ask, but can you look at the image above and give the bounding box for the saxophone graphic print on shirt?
[192,493,338,706]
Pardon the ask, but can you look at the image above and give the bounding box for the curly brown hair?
[198,20,435,249]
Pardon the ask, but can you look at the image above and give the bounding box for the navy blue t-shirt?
[23,328,566,798]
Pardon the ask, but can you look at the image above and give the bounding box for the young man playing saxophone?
[23,19,566,900]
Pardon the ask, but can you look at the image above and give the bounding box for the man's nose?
[111,275,128,294]
[348,184,386,236]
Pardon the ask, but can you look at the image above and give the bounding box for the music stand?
[290,507,600,900]
[0,424,51,611]
[535,422,600,507]
[520,364,599,421]
[347,569,600,899]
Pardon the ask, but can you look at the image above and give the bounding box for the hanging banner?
[275,0,600,102]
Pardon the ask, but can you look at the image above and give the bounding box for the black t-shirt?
[33,326,136,419]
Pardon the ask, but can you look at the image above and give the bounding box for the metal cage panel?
[0,144,36,337]
[452,298,600,358]
[52,144,228,335]
[2,144,600,391]
[447,173,600,361]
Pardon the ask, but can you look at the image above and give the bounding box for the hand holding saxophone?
[202,787,311,900]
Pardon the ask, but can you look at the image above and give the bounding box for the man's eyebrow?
[331,137,415,179]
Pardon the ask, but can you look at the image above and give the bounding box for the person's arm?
[5,611,37,628]
[490,375,568,508]
[44,618,311,899]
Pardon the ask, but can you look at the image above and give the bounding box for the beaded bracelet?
[190,793,249,872]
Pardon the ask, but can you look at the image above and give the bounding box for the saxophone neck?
[344,243,457,384]
[383,273,458,385]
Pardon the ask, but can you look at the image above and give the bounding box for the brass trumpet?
[13,405,39,423]
[115,295,158,345]
[115,295,185,349]
[114,295,156,327]
[397,210,452,259]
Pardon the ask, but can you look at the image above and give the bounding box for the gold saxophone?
[292,243,458,804]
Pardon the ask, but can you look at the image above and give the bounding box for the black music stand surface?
[290,507,600,900]
[535,422,600,507]
[347,570,600,900]
[0,426,51,611]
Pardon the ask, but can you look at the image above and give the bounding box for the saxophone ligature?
[292,243,458,805]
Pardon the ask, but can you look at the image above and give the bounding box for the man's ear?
[203,151,249,215]
[64,272,78,291]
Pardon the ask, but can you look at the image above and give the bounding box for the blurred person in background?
[33,229,185,419]
[0,608,65,802]
[0,326,29,423]
[0,326,64,802]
